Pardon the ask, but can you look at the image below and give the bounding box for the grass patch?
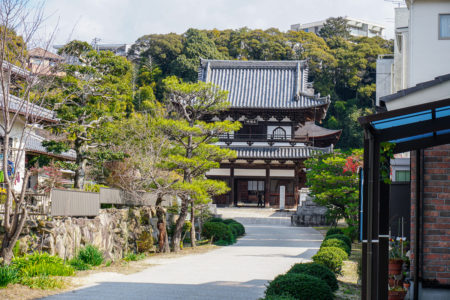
[123,253,146,262]
[335,242,361,300]
[19,275,66,290]
[77,245,104,266]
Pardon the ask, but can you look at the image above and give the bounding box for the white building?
[291,17,385,37]
[377,0,450,110]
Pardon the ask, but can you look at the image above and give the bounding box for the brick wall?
[410,144,450,285]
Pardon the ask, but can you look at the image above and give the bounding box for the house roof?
[25,135,76,161]
[0,93,57,122]
[228,145,332,160]
[198,59,330,112]
[294,121,342,138]
[1,60,31,78]
[28,48,63,61]
[380,73,450,105]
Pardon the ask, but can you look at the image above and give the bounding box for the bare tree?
[0,0,59,264]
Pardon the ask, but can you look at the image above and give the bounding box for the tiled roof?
[0,93,57,122]
[228,145,332,160]
[198,59,330,110]
[294,121,342,138]
[25,135,76,160]
[28,48,63,61]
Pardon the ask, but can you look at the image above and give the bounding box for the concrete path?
[43,208,322,300]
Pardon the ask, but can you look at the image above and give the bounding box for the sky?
[37,0,400,46]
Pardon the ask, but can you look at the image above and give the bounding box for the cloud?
[38,0,395,46]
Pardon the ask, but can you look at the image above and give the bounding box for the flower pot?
[389,259,403,275]
[389,278,396,288]
[403,282,410,289]
[388,290,406,300]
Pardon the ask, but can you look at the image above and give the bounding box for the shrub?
[77,245,104,266]
[0,265,18,287]
[263,295,296,300]
[136,231,154,253]
[312,246,347,274]
[321,238,351,256]
[12,252,74,277]
[287,262,338,291]
[202,221,235,245]
[326,227,344,237]
[69,258,91,271]
[208,217,224,223]
[325,234,352,249]
[229,222,245,236]
[342,226,358,242]
[222,218,237,224]
[265,273,333,300]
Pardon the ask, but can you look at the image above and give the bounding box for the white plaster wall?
[267,125,291,137]
[205,168,230,176]
[0,114,30,192]
[409,0,450,86]
[234,169,265,177]
[270,169,295,177]
[385,80,450,110]
[376,58,394,106]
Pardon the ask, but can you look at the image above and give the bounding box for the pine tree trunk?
[156,206,170,253]
[171,199,188,252]
[190,203,196,248]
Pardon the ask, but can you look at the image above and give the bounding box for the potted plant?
[389,238,405,275]
[388,287,407,300]
[403,278,411,290]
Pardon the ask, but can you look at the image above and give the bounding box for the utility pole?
[91,37,101,52]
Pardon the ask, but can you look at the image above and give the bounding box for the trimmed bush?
[208,217,224,223]
[202,221,235,245]
[326,227,344,237]
[312,246,347,274]
[263,295,296,300]
[222,218,237,224]
[287,262,338,291]
[321,238,351,256]
[265,273,334,300]
[0,265,18,287]
[325,234,352,249]
[229,222,245,237]
[77,245,104,266]
[342,226,358,242]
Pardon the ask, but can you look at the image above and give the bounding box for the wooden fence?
[51,189,99,217]
[50,188,174,217]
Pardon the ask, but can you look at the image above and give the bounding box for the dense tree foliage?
[48,41,134,188]
[304,150,362,228]
[129,23,393,149]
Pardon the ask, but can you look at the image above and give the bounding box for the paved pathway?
[43,208,322,300]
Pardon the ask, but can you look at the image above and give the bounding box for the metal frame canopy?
[358,98,450,300]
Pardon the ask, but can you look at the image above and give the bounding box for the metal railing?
[219,133,290,141]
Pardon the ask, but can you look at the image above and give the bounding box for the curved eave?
[26,150,76,161]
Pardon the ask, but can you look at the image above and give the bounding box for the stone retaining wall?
[16,207,156,261]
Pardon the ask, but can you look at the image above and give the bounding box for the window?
[248,181,264,191]
[439,14,450,39]
[272,127,286,140]
[395,170,410,182]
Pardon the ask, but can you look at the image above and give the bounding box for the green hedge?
[202,221,235,245]
[265,273,334,300]
[325,228,344,237]
[325,234,352,250]
[321,238,351,256]
[312,246,347,274]
[287,262,338,292]
[0,265,18,287]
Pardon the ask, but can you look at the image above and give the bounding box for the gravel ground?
[42,208,323,300]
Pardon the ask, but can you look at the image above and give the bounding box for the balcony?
[219,133,304,146]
